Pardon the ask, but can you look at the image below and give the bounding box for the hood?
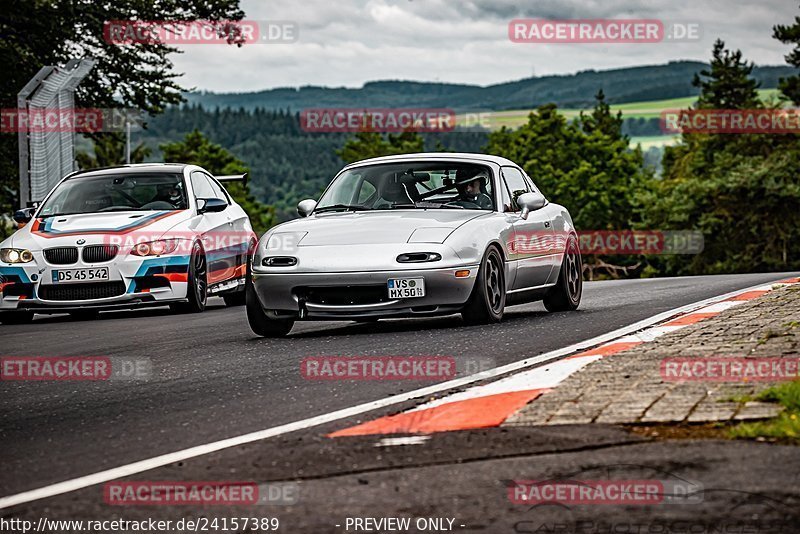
[277,210,488,246]
[8,210,191,250]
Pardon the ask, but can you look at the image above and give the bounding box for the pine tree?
[693,39,761,109]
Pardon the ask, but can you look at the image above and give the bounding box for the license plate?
[388,277,425,299]
[51,267,110,284]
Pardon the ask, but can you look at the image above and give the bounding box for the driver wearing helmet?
[456,171,493,210]
[150,182,185,208]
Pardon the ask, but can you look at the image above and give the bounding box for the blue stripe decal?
[132,255,191,278]
[37,211,171,235]
[0,267,31,284]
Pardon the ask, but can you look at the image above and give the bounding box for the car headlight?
[130,239,180,257]
[0,248,34,264]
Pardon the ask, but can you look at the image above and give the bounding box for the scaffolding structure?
[17,58,95,208]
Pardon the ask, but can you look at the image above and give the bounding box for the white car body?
[0,164,256,317]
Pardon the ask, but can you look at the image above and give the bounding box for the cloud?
[170,0,798,93]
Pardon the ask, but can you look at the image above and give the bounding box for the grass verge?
[730,380,800,443]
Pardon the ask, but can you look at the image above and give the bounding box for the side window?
[207,175,231,203]
[501,167,530,212]
[190,172,216,200]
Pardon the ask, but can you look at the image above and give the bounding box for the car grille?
[39,281,126,301]
[82,245,119,263]
[296,285,389,306]
[44,247,78,265]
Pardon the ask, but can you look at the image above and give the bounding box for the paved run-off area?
[506,282,800,427]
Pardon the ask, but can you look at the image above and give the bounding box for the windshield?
[38,173,188,217]
[315,162,495,213]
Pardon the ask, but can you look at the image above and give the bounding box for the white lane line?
[407,355,602,412]
[0,277,788,510]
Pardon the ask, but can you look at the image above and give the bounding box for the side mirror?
[197,198,227,214]
[297,199,317,217]
[13,208,34,224]
[516,192,547,219]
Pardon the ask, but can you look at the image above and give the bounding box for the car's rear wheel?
[246,277,294,337]
[543,234,582,312]
[171,241,207,314]
[462,246,506,325]
[0,311,34,325]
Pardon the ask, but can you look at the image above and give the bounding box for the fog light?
[455,270,470,278]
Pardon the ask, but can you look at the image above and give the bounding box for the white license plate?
[388,277,425,299]
[51,267,110,284]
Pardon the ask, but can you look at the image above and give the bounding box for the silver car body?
[251,153,577,320]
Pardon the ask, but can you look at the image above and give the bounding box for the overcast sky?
[171,0,798,93]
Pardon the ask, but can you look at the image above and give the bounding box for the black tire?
[69,310,100,321]
[222,292,246,307]
[462,246,506,325]
[222,254,251,307]
[246,277,294,337]
[171,241,208,314]
[223,240,255,307]
[543,234,582,312]
[0,311,34,325]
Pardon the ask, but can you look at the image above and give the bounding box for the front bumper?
[0,254,191,313]
[251,265,480,320]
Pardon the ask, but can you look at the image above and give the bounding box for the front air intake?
[396,252,442,263]
[262,256,298,267]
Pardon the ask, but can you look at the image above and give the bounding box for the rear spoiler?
[215,173,248,187]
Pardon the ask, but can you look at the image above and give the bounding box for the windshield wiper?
[314,204,370,213]
[379,203,417,209]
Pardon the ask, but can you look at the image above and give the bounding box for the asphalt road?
[1,272,797,501]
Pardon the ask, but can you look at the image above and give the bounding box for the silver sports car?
[246,153,582,337]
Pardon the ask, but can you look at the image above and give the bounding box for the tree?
[773,12,800,105]
[0,0,245,214]
[643,39,800,275]
[76,133,151,169]
[486,95,653,278]
[693,39,761,110]
[337,130,425,164]
[160,130,276,235]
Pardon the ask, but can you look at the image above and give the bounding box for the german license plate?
[388,278,425,299]
[52,267,110,284]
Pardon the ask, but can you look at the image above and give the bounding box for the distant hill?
[185,61,794,112]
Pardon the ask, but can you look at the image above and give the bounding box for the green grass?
[460,88,783,130]
[730,380,800,442]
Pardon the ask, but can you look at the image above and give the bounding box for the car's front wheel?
[543,234,582,312]
[171,241,208,314]
[462,246,506,325]
[246,278,294,337]
[0,311,34,325]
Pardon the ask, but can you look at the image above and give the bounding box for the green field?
[457,89,781,148]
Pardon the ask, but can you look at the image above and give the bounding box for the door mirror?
[13,208,34,224]
[516,192,546,219]
[197,198,227,214]
[297,199,317,217]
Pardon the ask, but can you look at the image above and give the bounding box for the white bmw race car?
[0,163,257,324]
